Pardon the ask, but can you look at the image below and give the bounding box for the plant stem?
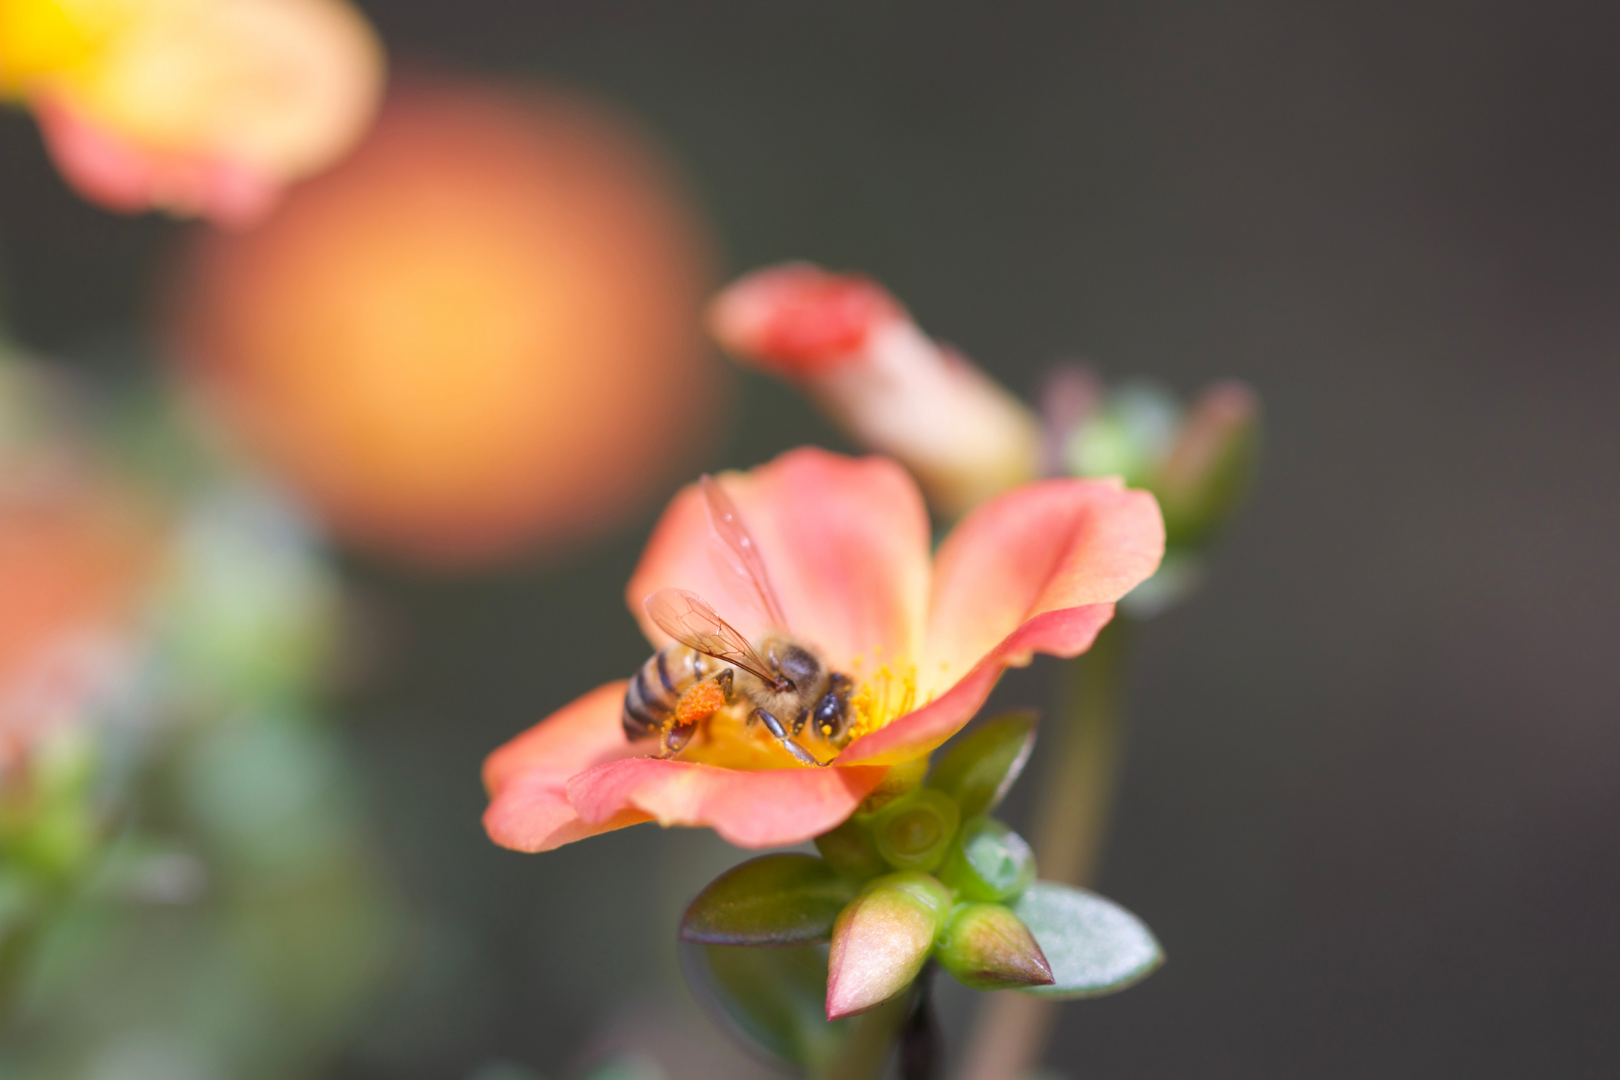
[956,617,1132,1080]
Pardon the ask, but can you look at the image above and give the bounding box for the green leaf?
[1011,881,1163,998]
[681,941,912,1077]
[927,711,1037,819]
[681,854,856,946]
[682,942,845,1069]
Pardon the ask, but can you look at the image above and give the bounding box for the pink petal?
[624,448,931,669]
[838,604,1119,766]
[482,681,638,792]
[33,95,281,227]
[838,480,1164,767]
[482,681,650,853]
[923,478,1163,686]
[567,757,888,849]
[483,770,650,853]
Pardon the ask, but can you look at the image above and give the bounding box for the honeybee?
[622,477,855,766]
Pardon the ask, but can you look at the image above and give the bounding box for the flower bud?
[710,263,1042,518]
[935,902,1053,991]
[825,872,952,1019]
[870,787,959,873]
[1064,378,1259,551]
[938,816,1037,903]
[1064,381,1180,489]
[1154,380,1260,548]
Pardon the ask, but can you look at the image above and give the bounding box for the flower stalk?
[958,616,1132,1080]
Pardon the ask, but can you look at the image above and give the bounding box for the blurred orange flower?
[0,0,383,224]
[165,77,722,567]
[483,448,1163,852]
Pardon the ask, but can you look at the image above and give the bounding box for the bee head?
[773,643,822,691]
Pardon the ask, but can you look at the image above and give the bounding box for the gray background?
[0,2,1615,1077]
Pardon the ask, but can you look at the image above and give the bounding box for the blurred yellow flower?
[0,0,383,224]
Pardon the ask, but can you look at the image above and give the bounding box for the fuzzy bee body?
[621,631,855,764]
[621,644,727,740]
[624,474,858,766]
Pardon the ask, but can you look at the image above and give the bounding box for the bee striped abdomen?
[622,645,722,739]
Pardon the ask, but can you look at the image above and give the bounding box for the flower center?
[674,660,922,771]
[843,660,919,743]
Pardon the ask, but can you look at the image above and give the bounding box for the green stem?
[1029,617,1130,886]
[955,617,1133,1080]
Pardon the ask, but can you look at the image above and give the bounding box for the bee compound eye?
[776,645,821,687]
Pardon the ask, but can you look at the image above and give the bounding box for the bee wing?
[644,588,780,685]
[701,475,790,630]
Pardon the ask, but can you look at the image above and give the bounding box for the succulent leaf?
[926,711,1037,819]
[1012,881,1163,998]
[681,853,856,946]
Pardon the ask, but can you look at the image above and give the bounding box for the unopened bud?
[938,816,1036,903]
[710,263,1042,518]
[871,787,959,873]
[1154,380,1260,548]
[825,872,952,1019]
[936,902,1053,991]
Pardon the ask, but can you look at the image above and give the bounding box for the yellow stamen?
[665,662,931,770]
[844,663,923,743]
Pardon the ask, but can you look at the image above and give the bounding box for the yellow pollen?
[844,663,922,743]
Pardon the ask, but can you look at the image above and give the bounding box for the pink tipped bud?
[1156,380,1260,546]
[708,263,904,376]
[936,902,1053,991]
[710,263,1042,518]
[825,872,952,1020]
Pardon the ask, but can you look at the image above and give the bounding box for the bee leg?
[752,707,825,767]
[715,668,735,702]
[656,721,696,759]
[790,706,810,736]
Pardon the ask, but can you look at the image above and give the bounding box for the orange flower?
[164,78,721,567]
[0,0,383,224]
[483,448,1163,852]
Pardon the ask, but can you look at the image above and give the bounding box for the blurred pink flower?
[483,447,1162,852]
[0,474,156,780]
[0,0,383,225]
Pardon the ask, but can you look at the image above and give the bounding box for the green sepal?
[938,816,1036,903]
[926,711,1036,820]
[680,853,857,946]
[1011,881,1163,998]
